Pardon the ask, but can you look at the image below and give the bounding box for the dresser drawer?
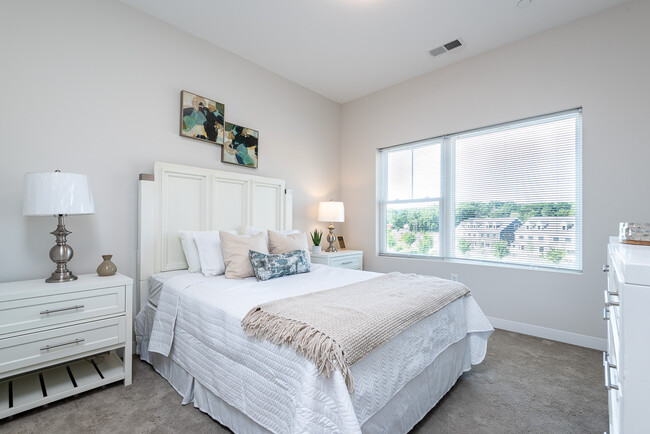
[0,316,125,377]
[0,286,125,336]
[608,383,621,434]
[330,255,362,270]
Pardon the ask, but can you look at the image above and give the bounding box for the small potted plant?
[310,229,323,254]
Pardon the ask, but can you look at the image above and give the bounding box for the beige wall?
[340,0,650,343]
[0,0,340,283]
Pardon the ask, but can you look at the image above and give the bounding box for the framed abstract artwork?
[180,90,225,145]
[221,122,259,168]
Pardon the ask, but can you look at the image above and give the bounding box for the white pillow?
[178,230,201,273]
[268,230,311,263]
[220,231,269,279]
[244,226,300,248]
[192,230,236,276]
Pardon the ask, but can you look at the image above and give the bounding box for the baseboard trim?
[487,317,606,351]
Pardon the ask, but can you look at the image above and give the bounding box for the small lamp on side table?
[318,200,345,252]
[23,170,95,283]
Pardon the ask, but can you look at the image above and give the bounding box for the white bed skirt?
[137,303,486,434]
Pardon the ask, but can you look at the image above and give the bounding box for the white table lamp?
[23,171,95,283]
[318,200,344,252]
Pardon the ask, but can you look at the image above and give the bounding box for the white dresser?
[604,237,650,434]
[0,274,133,418]
[311,250,363,270]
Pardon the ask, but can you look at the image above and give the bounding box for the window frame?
[377,108,583,272]
[378,139,444,257]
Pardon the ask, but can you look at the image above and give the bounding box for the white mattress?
[142,265,493,433]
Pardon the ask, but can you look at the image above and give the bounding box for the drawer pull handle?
[603,352,619,390]
[604,290,620,307]
[40,305,85,315]
[40,338,85,351]
[603,307,609,321]
[340,261,353,265]
[603,351,618,369]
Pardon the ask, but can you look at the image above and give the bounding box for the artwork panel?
[179,90,225,145]
[221,121,259,169]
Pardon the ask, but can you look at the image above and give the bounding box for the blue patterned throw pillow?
[249,249,310,281]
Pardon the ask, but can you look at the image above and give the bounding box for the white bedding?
[144,265,493,433]
[148,270,192,307]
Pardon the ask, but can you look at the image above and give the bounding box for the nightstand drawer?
[0,286,125,337]
[330,255,362,270]
[0,316,126,377]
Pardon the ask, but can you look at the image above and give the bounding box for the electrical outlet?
[451,274,458,282]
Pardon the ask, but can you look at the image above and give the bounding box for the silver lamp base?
[46,270,78,283]
[326,223,338,252]
[46,215,77,283]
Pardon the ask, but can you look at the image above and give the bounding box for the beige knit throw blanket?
[241,272,469,393]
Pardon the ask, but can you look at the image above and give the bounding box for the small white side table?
[311,250,363,270]
[0,273,133,419]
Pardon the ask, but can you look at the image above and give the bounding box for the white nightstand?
[311,250,363,270]
[0,273,133,419]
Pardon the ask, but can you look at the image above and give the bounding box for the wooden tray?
[620,239,650,246]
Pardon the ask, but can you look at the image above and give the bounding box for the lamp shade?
[23,171,95,216]
[318,201,344,223]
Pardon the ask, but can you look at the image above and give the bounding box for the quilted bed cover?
[146,264,493,433]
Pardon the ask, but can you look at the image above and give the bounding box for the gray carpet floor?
[0,329,607,433]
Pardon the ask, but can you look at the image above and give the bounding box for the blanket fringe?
[242,307,354,393]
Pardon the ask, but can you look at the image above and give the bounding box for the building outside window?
[378,109,582,271]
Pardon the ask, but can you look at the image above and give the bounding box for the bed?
[135,162,493,433]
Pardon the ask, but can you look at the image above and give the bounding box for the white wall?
[340,0,650,344]
[0,0,340,283]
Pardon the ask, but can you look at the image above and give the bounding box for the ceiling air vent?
[429,39,464,57]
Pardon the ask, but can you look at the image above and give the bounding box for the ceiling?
[121,0,630,103]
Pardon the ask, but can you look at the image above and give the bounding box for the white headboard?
[136,162,293,312]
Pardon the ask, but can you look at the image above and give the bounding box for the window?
[378,109,582,271]
[381,140,442,256]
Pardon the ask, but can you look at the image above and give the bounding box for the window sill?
[377,252,582,274]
